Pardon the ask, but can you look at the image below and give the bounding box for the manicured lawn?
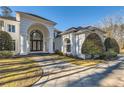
[0,57,42,87]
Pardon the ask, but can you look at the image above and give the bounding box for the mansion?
[0,10,121,59]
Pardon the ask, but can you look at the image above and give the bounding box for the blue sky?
[2,6,124,31]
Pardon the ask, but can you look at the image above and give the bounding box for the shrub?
[104,38,120,53]
[0,31,13,51]
[0,51,13,58]
[100,49,117,60]
[82,40,103,59]
[55,50,63,55]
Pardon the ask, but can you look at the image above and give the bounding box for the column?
[48,27,54,53]
[20,33,28,55]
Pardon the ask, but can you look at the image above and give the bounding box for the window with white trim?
[7,24,15,32]
[64,38,71,52]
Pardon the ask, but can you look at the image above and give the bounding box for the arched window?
[64,38,71,52]
[30,30,43,40]
[30,30,43,51]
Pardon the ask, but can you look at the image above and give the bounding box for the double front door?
[30,30,43,51]
[30,40,43,51]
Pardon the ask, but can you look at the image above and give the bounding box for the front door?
[30,30,43,51]
[31,40,43,51]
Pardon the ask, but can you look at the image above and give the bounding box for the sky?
[1,6,124,31]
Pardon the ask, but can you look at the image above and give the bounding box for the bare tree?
[97,15,124,50]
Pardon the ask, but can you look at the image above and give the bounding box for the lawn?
[0,54,103,87]
[59,55,103,66]
[0,57,42,87]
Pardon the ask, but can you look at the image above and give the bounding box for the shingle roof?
[61,26,105,35]
[16,11,57,25]
[0,16,16,21]
[61,27,78,34]
[65,27,77,31]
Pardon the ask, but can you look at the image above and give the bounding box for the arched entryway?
[30,30,43,51]
[81,33,104,56]
[104,37,120,53]
[28,23,50,53]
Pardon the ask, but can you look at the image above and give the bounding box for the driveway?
[32,55,124,87]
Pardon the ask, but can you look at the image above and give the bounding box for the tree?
[1,6,12,17]
[0,31,13,51]
[97,15,124,51]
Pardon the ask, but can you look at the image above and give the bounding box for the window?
[12,25,15,32]
[65,39,71,52]
[8,24,11,32]
[7,24,15,32]
[0,21,4,30]
[30,30,43,51]
[53,42,55,51]
[12,40,15,51]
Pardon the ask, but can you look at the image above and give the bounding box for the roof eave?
[16,11,57,25]
[0,16,18,22]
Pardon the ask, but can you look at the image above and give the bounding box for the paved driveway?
[32,55,124,87]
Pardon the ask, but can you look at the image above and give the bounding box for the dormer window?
[0,21,4,30]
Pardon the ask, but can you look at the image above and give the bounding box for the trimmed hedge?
[0,51,13,58]
[55,50,63,56]
[104,38,120,53]
[0,31,13,51]
[100,49,117,60]
[81,33,104,59]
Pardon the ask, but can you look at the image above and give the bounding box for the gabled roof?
[60,27,78,35]
[16,11,57,25]
[65,27,77,31]
[0,16,17,21]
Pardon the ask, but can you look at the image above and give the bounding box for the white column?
[61,37,64,53]
[77,34,86,59]
[20,35,24,54]
[26,32,30,53]
[48,27,54,53]
[20,33,28,55]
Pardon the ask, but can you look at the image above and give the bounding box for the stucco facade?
[59,26,106,59]
[16,12,56,55]
[0,11,121,59]
[0,16,20,54]
[0,11,57,55]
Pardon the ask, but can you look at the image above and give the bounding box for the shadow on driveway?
[67,62,121,87]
